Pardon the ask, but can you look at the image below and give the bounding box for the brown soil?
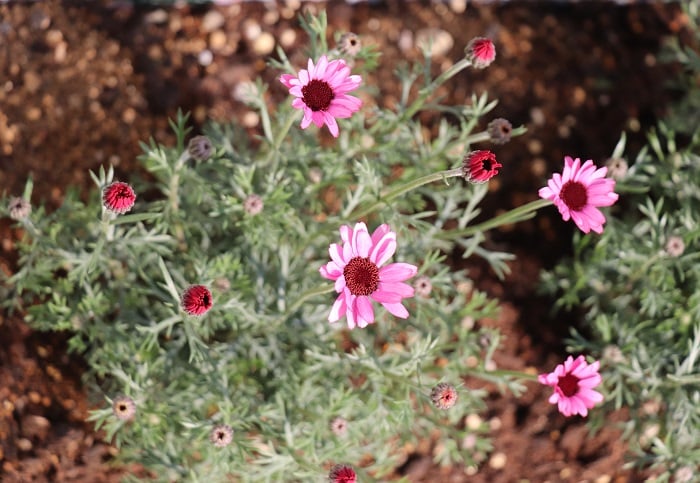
[0,1,685,481]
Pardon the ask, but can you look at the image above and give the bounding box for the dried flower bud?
[330,416,348,437]
[244,194,264,216]
[188,135,213,161]
[606,157,628,180]
[602,345,625,364]
[213,277,231,292]
[210,424,233,448]
[462,150,502,184]
[102,181,136,214]
[487,118,512,145]
[328,464,357,483]
[665,236,685,257]
[181,285,213,316]
[465,37,496,69]
[430,382,458,409]
[8,196,31,220]
[413,276,432,298]
[338,32,361,57]
[112,396,136,421]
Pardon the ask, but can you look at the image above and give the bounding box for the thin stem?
[438,198,552,239]
[401,58,472,122]
[350,167,464,220]
[274,283,336,325]
[264,110,301,166]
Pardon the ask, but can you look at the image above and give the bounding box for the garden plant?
[2,5,698,482]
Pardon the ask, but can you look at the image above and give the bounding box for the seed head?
[338,32,362,57]
[487,118,513,145]
[665,236,685,257]
[188,135,214,161]
[430,382,458,409]
[330,416,348,437]
[413,276,432,298]
[605,157,628,180]
[244,194,264,216]
[210,424,233,448]
[112,396,136,421]
[8,196,31,220]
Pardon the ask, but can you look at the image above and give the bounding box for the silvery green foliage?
[2,12,528,482]
[541,125,700,477]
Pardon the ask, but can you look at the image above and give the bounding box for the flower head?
[181,285,213,316]
[430,382,458,409]
[462,150,502,183]
[102,181,136,214]
[538,156,618,234]
[280,55,362,138]
[487,118,513,145]
[319,222,417,329]
[328,464,357,483]
[112,396,136,421]
[538,355,603,417]
[465,37,496,69]
[8,196,31,220]
[210,424,233,448]
[188,135,213,161]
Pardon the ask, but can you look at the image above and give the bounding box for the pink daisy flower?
[180,285,213,316]
[465,37,496,69]
[280,55,362,138]
[102,181,136,214]
[319,222,417,329]
[538,355,604,417]
[538,156,619,234]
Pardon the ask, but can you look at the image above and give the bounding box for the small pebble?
[251,32,275,56]
[201,10,225,32]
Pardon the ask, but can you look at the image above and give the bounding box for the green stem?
[265,110,301,166]
[402,58,472,122]
[467,368,539,381]
[350,167,464,220]
[438,198,552,239]
[274,283,336,325]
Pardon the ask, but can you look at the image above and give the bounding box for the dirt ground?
[0,0,685,481]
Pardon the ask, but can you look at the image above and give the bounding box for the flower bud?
[330,416,348,437]
[430,382,458,409]
[328,464,357,483]
[8,196,31,220]
[462,150,502,183]
[102,181,136,214]
[181,285,213,316]
[665,236,685,257]
[465,37,496,69]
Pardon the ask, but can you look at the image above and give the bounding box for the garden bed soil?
[0,1,684,481]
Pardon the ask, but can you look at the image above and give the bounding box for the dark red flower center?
[557,373,580,397]
[343,257,379,296]
[302,79,334,112]
[560,181,588,211]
